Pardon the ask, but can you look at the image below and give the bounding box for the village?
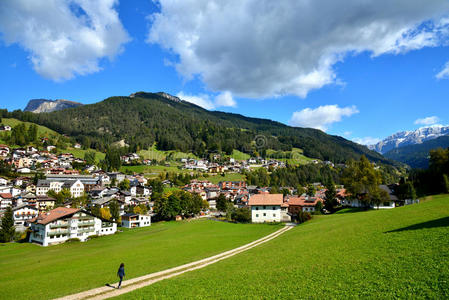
[0,140,417,247]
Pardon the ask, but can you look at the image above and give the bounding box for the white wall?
[251,205,281,223]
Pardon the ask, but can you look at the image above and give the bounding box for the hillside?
[117,195,449,299]
[384,135,449,168]
[8,92,392,165]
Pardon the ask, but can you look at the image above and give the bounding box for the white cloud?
[414,116,440,125]
[148,0,449,98]
[289,105,359,131]
[353,137,381,145]
[0,0,130,81]
[343,131,352,137]
[436,62,449,79]
[214,91,236,107]
[176,92,216,110]
[176,91,236,110]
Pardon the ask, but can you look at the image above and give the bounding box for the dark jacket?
[117,266,125,278]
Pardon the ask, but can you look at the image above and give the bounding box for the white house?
[248,194,290,223]
[121,213,151,228]
[0,177,8,186]
[28,207,117,246]
[13,204,38,231]
[0,193,13,209]
[63,180,85,198]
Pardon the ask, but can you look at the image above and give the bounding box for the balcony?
[49,223,69,229]
[48,230,68,236]
[78,228,94,233]
[78,216,93,220]
[78,221,95,227]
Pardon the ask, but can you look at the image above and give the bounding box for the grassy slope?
[116,195,449,299]
[138,144,198,162]
[0,220,280,299]
[199,173,246,184]
[65,147,106,163]
[1,118,59,137]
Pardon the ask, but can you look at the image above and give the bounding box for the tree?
[231,207,251,223]
[216,193,228,212]
[105,148,121,171]
[84,151,96,165]
[109,200,120,221]
[0,207,15,242]
[100,207,112,220]
[371,188,390,210]
[341,156,383,208]
[306,184,316,197]
[119,179,130,191]
[314,201,323,213]
[324,181,338,212]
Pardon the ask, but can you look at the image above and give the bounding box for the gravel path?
[55,225,293,300]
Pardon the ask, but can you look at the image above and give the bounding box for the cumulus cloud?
[0,0,130,80]
[353,137,381,146]
[176,91,236,110]
[414,116,440,125]
[215,91,236,107]
[148,0,449,98]
[289,105,359,131]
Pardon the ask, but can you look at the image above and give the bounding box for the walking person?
[117,263,125,289]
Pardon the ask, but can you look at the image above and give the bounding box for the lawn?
[65,147,106,163]
[266,147,316,166]
[121,164,197,177]
[1,118,59,137]
[138,144,198,162]
[115,195,449,299]
[199,172,246,184]
[0,220,280,300]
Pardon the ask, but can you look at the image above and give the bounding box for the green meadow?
[116,195,449,299]
[0,220,280,299]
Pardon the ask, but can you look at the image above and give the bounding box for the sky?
[1,0,449,146]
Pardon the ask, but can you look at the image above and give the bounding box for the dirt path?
[55,225,294,300]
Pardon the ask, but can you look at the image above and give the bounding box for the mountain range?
[12,91,392,165]
[24,99,83,113]
[368,125,449,154]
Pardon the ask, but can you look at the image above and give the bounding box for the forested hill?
[5,92,391,164]
[384,135,449,169]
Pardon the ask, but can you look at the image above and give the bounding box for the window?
[273,206,276,210]
[263,213,266,217]
[255,207,259,210]
[383,202,390,206]
[256,214,259,217]
[273,214,276,217]
[263,205,266,209]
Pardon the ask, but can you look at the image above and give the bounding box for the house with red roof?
[0,193,13,209]
[248,194,290,223]
[29,207,117,246]
[287,195,324,215]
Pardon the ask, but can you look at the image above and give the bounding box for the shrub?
[231,207,251,223]
[87,235,100,240]
[65,238,81,243]
[297,211,312,224]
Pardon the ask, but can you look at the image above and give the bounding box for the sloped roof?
[0,193,13,199]
[30,207,79,225]
[248,194,283,206]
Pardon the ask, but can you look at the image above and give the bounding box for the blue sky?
[1,0,449,145]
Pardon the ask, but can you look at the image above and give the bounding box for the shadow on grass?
[335,207,367,214]
[385,216,449,233]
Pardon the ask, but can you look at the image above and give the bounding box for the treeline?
[0,92,393,165]
[410,147,449,196]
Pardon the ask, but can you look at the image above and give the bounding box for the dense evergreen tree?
[0,207,15,242]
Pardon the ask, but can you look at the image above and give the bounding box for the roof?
[288,196,323,207]
[248,194,284,206]
[379,185,399,201]
[0,193,13,199]
[30,207,80,225]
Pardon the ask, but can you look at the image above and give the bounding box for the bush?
[87,235,100,240]
[231,207,251,223]
[297,211,312,224]
[65,238,81,243]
